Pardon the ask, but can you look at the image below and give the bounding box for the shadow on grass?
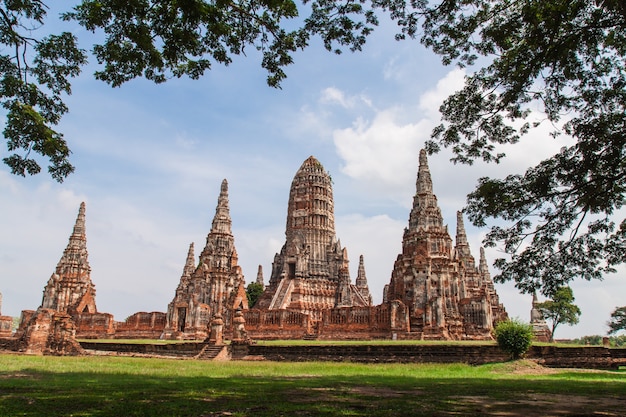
[1,367,625,417]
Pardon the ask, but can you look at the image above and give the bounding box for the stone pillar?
[207,314,224,345]
[232,309,250,344]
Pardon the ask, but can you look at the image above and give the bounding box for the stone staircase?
[195,344,226,360]
[269,278,293,310]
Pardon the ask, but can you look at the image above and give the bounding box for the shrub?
[495,319,534,359]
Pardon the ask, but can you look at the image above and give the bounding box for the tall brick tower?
[256,156,371,318]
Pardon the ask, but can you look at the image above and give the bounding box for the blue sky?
[0,7,623,338]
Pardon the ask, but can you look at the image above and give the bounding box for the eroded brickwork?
[10,151,513,347]
[0,291,13,337]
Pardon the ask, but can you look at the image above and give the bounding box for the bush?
[495,319,534,359]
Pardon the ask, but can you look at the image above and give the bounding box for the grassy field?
[0,354,624,416]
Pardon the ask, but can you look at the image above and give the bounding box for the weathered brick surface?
[255,156,372,317]
[79,341,203,357]
[114,312,166,339]
[0,316,12,337]
[527,345,624,369]
[73,341,626,369]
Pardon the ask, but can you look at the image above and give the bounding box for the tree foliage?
[494,318,534,359]
[246,282,264,308]
[419,0,626,296]
[0,0,87,181]
[535,286,581,341]
[607,306,626,335]
[63,0,384,89]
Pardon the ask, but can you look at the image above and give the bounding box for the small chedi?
[385,150,508,339]
[530,292,552,342]
[41,203,97,316]
[162,179,248,340]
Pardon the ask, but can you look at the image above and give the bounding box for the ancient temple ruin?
[6,151,512,345]
[13,203,97,354]
[162,179,248,339]
[255,156,373,317]
[385,150,507,340]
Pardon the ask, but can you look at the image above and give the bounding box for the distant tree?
[246,282,264,308]
[536,287,582,342]
[607,306,626,335]
[494,318,534,360]
[570,335,603,346]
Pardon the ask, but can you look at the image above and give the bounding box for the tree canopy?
[607,306,626,335]
[1,1,625,297]
[245,282,264,308]
[536,286,581,341]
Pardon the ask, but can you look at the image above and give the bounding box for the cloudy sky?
[0,7,623,339]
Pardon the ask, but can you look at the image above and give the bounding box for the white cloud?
[331,68,468,203]
[320,87,353,108]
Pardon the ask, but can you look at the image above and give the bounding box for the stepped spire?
[479,247,490,277]
[256,265,264,285]
[455,211,474,265]
[285,155,335,239]
[71,202,87,241]
[41,202,97,315]
[455,211,469,249]
[416,149,433,194]
[211,179,232,235]
[355,255,367,288]
[408,150,444,231]
[183,243,196,278]
[256,155,369,313]
[355,254,373,305]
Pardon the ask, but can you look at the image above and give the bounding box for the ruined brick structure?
[15,203,167,347]
[162,180,248,340]
[385,150,507,340]
[0,291,13,337]
[255,156,373,318]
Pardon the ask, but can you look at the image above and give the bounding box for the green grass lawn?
[0,354,624,416]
